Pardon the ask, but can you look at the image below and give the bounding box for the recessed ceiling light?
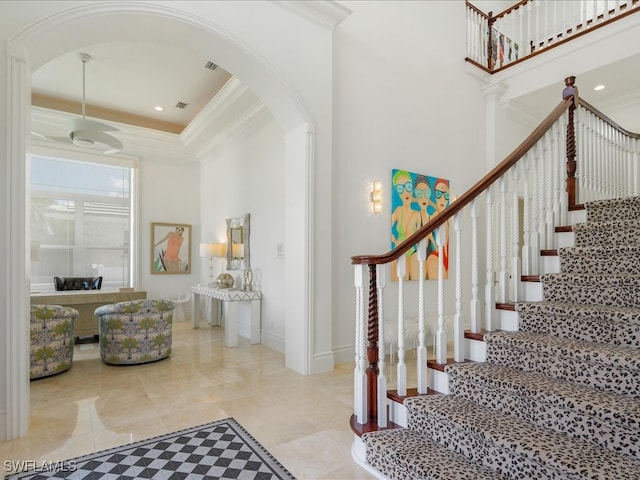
[154,106,164,111]
[594,85,606,91]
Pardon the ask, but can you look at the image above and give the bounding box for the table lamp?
[200,242,226,286]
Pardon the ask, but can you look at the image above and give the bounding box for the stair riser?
[541,282,640,309]
[447,376,640,458]
[486,343,640,399]
[518,313,640,349]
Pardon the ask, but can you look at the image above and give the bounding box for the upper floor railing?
[350,76,639,430]
[466,0,640,73]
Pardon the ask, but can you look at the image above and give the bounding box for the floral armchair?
[30,305,78,379]
[95,299,175,365]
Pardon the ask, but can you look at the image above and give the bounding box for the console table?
[191,285,262,347]
[30,290,147,338]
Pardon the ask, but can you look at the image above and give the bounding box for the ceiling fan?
[31,52,123,154]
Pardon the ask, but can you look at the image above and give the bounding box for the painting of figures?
[391,169,450,281]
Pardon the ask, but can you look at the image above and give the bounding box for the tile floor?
[1,319,382,480]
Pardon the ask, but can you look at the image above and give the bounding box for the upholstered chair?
[30,305,78,380]
[96,299,175,365]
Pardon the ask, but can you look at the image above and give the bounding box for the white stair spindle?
[545,131,555,248]
[522,154,532,275]
[436,223,447,364]
[376,264,387,427]
[453,213,464,362]
[354,264,367,425]
[396,254,407,397]
[417,239,428,394]
[530,145,540,275]
[498,176,509,303]
[470,199,481,333]
[485,185,496,331]
[510,165,521,303]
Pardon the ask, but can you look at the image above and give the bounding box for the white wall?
[199,110,286,351]
[136,154,201,301]
[331,1,489,362]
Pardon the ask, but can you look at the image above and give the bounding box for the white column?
[2,46,30,441]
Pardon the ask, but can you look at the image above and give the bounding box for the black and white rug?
[6,418,296,479]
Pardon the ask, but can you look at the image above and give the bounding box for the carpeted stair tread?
[585,196,640,222]
[516,301,640,348]
[559,245,640,275]
[540,272,640,308]
[445,362,640,456]
[573,220,640,247]
[404,395,640,479]
[485,331,640,398]
[362,428,509,480]
[485,330,640,370]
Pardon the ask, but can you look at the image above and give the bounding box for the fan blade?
[31,131,73,144]
[72,129,123,153]
[69,118,119,133]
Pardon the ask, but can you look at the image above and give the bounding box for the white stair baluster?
[354,264,367,425]
[470,199,481,333]
[436,223,447,364]
[485,185,496,331]
[453,213,465,362]
[511,165,522,302]
[376,264,387,427]
[498,176,509,303]
[396,254,407,397]
[417,239,428,394]
[522,154,532,275]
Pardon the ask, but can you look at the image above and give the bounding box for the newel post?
[563,75,578,208]
[366,264,379,421]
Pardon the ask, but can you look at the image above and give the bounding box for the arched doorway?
[5,2,317,439]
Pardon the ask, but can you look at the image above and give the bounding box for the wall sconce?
[200,242,226,286]
[232,243,245,259]
[370,180,383,214]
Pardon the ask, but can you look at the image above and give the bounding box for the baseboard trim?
[260,330,285,353]
[313,350,334,374]
[332,343,354,365]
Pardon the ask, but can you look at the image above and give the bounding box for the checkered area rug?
[6,418,296,479]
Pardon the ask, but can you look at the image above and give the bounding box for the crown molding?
[274,0,352,30]
[181,77,249,148]
[196,102,268,158]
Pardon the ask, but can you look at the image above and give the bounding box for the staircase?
[360,196,640,479]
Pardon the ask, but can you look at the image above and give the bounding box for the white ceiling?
[31,42,233,134]
[31,40,640,138]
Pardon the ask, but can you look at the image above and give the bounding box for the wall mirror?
[226,213,250,270]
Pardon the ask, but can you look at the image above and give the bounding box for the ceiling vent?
[204,61,218,71]
[175,102,189,110]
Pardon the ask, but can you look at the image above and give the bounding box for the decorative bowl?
[216,273,234,289]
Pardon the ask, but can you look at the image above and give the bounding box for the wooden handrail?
[579,98,640,139]
[351,96,573,266]
[493,0,529,21]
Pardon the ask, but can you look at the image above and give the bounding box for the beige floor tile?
[0,321,375,480]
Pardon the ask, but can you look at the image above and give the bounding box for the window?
[30,153,136,292]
